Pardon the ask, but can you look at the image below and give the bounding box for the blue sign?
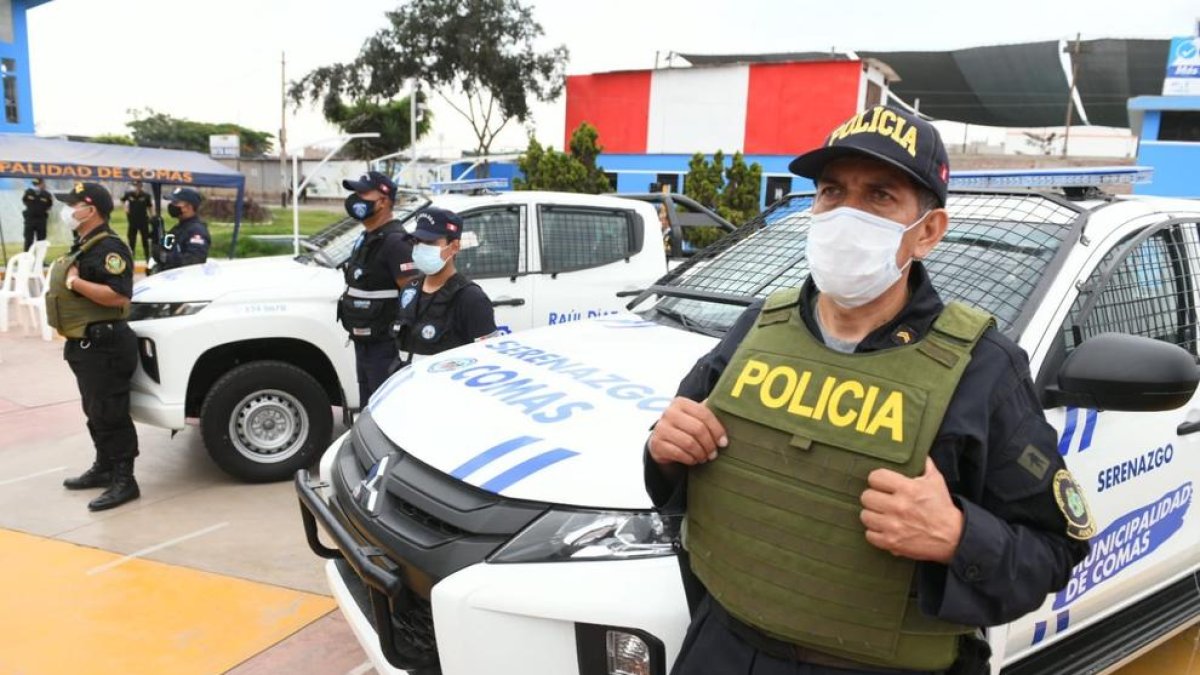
[1164,37,1200,95]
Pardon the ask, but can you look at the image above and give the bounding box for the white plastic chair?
[10,252,50,341]
[0,253,31,332]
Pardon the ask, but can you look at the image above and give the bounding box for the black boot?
[63,463,113,490]
[88,461,140,512]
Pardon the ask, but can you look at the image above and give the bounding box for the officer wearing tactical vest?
[391,207,496,370]
[47,183,141,511]
[154,187,210,271]
[338,171,417,405]
[646,106,1091,675]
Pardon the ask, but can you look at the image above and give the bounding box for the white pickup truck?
[127,191,666,481]
[297,168,1200,675]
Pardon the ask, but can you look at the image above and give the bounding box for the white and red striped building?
[562,57,896,202]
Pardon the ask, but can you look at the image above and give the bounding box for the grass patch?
[12,207,344,264]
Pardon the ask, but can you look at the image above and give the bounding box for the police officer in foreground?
[121,179,154,263]
[392,207,496,369]
[646,106,1091,675]
[46,183,140,511]
[338,171,417,404]
[153,187,210,271]
[22,177,52,250]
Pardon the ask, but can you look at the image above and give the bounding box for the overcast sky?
[25,0,1199,157]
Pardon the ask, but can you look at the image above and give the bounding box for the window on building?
[0,1,13,45]
[865,80,883,108]
[765,176,793,205]
[1158,111,1200,143]
[652,173,679,193]
[539,206,639,273]
[457,207,523,279]
[2,58,17,124]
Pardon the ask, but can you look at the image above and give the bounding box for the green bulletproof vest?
[684,289,994,671]
[45,232,131,339]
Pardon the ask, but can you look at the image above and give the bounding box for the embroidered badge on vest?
[104,253,126,275]
[420,324,437,340]
[401,288,417,308]
[1054,469,1096,540]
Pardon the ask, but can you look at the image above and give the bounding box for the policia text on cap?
[45,183,141,512]
[646,106,1091,675]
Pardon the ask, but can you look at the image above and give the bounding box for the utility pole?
[1062,34,1082,158]
[409,78,419,186]
[280,51,288,208]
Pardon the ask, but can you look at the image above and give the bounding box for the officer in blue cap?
[338,171,418,404]
[391,207,496,369]
[154,186,210,271]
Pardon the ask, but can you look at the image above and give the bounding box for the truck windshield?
[295,198,428,268]
[644,192,1081,339]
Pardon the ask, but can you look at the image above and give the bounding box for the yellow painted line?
[0,528,335,675]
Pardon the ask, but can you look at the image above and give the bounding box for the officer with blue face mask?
[338,171,417,405]
[391,207,496,370]
[646,106,1091,675]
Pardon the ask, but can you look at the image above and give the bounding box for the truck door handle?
[492,297,526,307]
[1177,420,1200,436]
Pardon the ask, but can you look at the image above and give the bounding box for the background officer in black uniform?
[121,179,154,263]
[337,171,417,406]
[21,177,52,250]
[50,183,140,511]
[392,207,496,369]
[646,107,1090,675]
[154,187,210,271]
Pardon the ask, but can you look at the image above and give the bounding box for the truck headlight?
[128,302,210,321]
[488,510,681,563]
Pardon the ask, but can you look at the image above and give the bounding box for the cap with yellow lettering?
[789,105,950,206]
[55,182,113,216]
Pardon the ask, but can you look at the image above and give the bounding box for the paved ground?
[0,325,373,674]
[0,315,1196,674]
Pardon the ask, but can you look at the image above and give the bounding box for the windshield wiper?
[627,284,755,311]
[653,306,724,338]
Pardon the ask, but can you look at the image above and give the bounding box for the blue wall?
[0,1,44,134]
[1131,96,1200,198]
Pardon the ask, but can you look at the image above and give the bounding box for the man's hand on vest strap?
[859,458,964,564]
[648,397,728,467]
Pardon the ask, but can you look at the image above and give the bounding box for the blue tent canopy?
[0,134,246,257]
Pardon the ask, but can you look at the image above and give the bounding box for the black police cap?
[789,105,950,207]
[56,182,114,216]
[343,171,399,200]
[165,187,203,207]
[412,207,464,242]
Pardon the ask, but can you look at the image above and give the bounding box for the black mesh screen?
[458,208,522,278]
[1065,224,1200,355]
[653,193,1079,337]
[540,208,632,273]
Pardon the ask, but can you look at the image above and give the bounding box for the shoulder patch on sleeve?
[189,234,205,244]
[104,252,127,275]
[1017,444,1051,481]
[1053,469,1096,540]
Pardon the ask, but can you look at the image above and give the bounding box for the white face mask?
[412,243,448,275]
[805,206,927,308]
[59,204,85,230]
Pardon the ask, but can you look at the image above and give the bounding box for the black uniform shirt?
[401,275,497,351]
[22,188,52,218]
[359,221,416,283]
[121,190,153,224]
[74,225,134,298]
[645,262,1090,627]
[161,216,211,269]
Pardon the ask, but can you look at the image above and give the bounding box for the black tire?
[200,360,333,483]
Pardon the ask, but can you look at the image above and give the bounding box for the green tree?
[321,95,433,160]
[718,152,763,224]
[90,134,135,146]
[126,109,274,155]
[513,122,610,194]
[683,150,724,209]
[290,0,568,161]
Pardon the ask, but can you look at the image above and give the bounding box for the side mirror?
[1046,333,1200,412]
